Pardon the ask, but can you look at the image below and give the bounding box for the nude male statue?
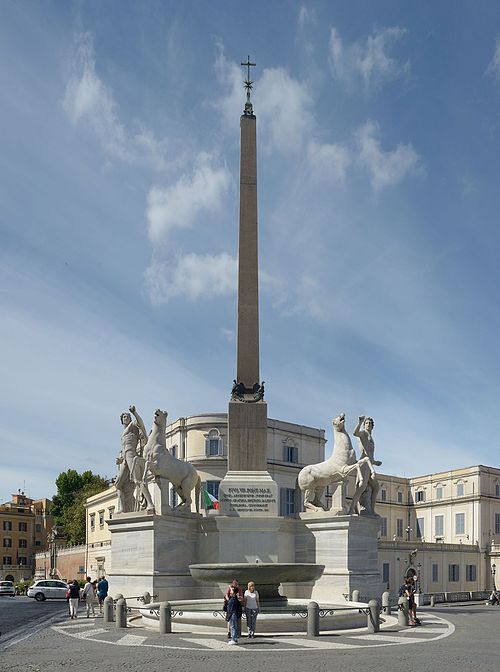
[115,405,153,513]
[351,416,382,516]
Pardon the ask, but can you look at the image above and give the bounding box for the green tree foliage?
[52,469,109,545]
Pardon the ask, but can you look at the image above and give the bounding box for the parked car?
[0,580,16,597]
[27,579,69,602]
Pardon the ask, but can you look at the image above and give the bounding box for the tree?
[52,469,109,545]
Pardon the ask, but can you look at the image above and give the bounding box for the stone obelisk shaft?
[236,113,259,388]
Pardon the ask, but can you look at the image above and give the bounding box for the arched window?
[205,429,223,457]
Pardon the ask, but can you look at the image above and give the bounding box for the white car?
[27,579,69,601]
[0,580,15,597]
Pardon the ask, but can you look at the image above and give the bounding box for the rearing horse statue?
[141,409,201,513]
[298,412,369,513]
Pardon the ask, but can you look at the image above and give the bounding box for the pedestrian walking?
[82,577,96,617]
[226,586,243,645]
[97,576,109,613]
[244,581,260,638]
[68,579,80,619]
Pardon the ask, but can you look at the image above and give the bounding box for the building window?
[455,513,465,535]
[436,486,443,500]
[382,562,390,584]
[35,540,41,546]
[108,507,115,520]
[396,519,403,538]
[280,488,296,517]
[416,517,424,539]
[466,565,477,582]
[380,489,387,502]
[19,539,27,548]
[432,564,439,582]
[3,539,12,548]
[3,556,12,565]
[18,556,27,565]
[170,487,178,508]
[496,483,500,497]
[19,522,27,532]
[98,511,104,527]
[435,515,444,537]
[380,517,388,537]
[449,564,460,582]
[456,482,464,497]
[206,481,220,500]
[283,444,298,463]
[35,524,42,533]
[90,513,95,531]
[3,521,12,531]
[170,445,177,458]
[415,490,425,503]
[397,491,403,503]
[205,429,222,457]
[495,513,500,535]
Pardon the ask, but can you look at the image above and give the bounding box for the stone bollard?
[367,599,380,633]
[307,601,320,637]
[114,593,124,601]
[115,598,127,629]
[382,591,390,615]
[159,601,172,634]
[352,589,360,603]
[397,596,409,626]
[103,596,114,624]
[142,591,151,605]
[430,594,435,607]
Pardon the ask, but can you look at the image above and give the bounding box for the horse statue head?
[153,409,168,432]
[332,412,346,432]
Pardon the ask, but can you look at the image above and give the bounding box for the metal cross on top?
[241,55,256,104]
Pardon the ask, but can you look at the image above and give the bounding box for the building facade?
[1,492,52,583]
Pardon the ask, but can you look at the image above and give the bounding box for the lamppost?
[417,562,422,594]
[492,563,496,590]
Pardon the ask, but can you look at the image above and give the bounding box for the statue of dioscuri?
[298,413,370,513]
[141,409,201,513]
[115,405,154,514]
[348,416,382,516]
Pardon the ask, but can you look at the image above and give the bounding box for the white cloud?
[146,153,231,244]
[63,32,167,167]
[356,120,420,191]
[145,253,237,303]
[298,6,316,32]
[329,26,409,93]
[486,38,500,80]
[307,140,351,183]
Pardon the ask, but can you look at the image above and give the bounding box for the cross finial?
[241,55,256,116]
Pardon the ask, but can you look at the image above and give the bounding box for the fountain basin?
[189,563,324,604]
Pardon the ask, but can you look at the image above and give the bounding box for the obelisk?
[219,57,278,517]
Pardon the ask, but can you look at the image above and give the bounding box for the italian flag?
[203,490,219,510]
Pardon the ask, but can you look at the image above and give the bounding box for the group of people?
[224,579,260,645]
[67,576,109,619]
[400,575,421,626]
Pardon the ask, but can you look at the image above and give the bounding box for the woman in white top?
[243,581,260,638]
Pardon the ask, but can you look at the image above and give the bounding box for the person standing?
[244,581,260,638]
[68,579,80,619]
[224,579,243,639]
[226,586,243,645]
[97,576,109,613]
[82,577,96,618]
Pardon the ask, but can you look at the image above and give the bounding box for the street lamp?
[492,563,496,590]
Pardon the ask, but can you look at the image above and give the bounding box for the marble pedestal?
[218,470,278,517]
[107,511,199,602]
[297,513,384,602]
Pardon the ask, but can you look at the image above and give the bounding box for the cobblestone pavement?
[1,604,499,672]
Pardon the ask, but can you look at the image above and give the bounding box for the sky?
[2,0,500,501]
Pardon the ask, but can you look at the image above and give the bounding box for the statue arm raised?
[130,405,147,441]
[353,416,365,439]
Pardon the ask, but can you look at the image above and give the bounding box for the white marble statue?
[298,412,369,513]
[115,405,154,514]
[142,409,201,513]
[348,416,381,516]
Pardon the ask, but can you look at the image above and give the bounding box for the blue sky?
[2,1,500,501]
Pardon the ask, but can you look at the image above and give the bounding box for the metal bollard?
[142,591,151,605]
[103,595,114,623]
[307,601,320,637]
[430,594,435,607]
[382,591,390,615]
[159,601,172,634]
[114,593,124,601]
[367,599,380,633]
[352,589,360,603]
[397,596,409,626]
[115,598,127,629]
